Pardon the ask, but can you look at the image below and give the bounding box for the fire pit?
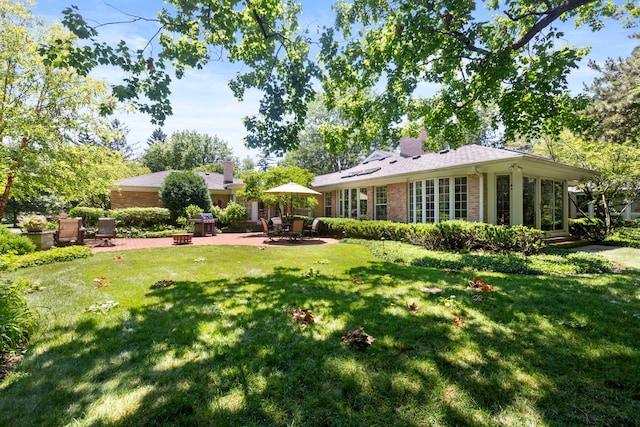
[190,213,217,237]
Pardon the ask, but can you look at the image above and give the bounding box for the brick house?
[311,136,594,237]
[111,161,244,210]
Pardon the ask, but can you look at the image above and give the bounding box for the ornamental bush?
[160,171,212,222]
[569,217,608,242]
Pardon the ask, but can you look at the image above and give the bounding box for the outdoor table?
[172,233,193,245]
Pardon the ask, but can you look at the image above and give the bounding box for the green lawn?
[1,243,639,426]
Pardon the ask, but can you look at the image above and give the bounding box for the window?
[324,192,332,217]
[523,177,536,227]
[496,175,510,225]
[375,186,387,220]
[338,188,367,219]
[409,176,466,223]
[454,177,467,220]
[439,178,450,221]
[541,179,564,231]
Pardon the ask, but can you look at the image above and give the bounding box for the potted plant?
[20,214,48,232]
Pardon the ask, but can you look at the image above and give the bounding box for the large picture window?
[541,179,564,231]
[409,176,467,223]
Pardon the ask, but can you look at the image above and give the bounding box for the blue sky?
[34,1,638,160]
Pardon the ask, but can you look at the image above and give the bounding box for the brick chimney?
[399,129,428,157]
[223,160,234,184]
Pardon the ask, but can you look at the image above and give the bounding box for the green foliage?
[111,208,171,228]
[0,229,36,256]
[0,246,92,272]
[159,171,212,221]
[570,217,609,242]
[322,218,544,254]
[216,201,247,229]
[0,278,37,353]
[48,0,640,154]
[140,130,234,172]
[68,207,107,228]
[352,238,614,275]
[18,215,48,232]
[604,227,640,248]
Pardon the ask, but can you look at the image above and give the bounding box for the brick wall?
[110,190,161,209]
[387,182,407,222]
[467,174,480,222]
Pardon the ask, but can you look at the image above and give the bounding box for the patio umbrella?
[264,181,321,217]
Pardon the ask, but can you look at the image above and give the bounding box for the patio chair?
[95,218,117,247]
[55,217,86,246]
[288,218,305,241]
[271,217,284,232]
[260,217,281,241]
[304,218,322,239]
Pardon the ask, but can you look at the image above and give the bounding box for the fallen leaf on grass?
[93,277,111,288]
[472,295,485,302]
[352,277,364,286]
[419,287,443,294]
[112,255,123,261]
[468,276,495,292]
[452,317,464,328]
[341,327,375,350]
[151,280,175,289]
[290,308,315,324]
[406,301,421,314]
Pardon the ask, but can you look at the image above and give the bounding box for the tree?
[281,96,369,175]
[0,0,125,220]
[147,128,167,146]
[140,130,234,172]
[237,166,316,217]
[160,171,212,221]
[583,44,640,145]
[47,1,639,154]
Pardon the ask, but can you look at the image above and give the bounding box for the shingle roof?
[115,170,242,191]
[312,144,589,187]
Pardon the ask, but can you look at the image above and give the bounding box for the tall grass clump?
[0,279,37,354]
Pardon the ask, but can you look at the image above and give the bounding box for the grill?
[190,213,217,237]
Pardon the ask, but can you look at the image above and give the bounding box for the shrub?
[0,278,37,353]
[68,207,108,228]
[570,217,608,242]
[217,201,247,229]
[112,208,171,228]
[322,218,545,254]
[160,171,212,221]
[0,229,36,255]
[0,246,92,272]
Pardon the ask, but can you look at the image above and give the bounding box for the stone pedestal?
[24,230,56,250]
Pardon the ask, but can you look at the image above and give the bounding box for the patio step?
[543,235,593,249]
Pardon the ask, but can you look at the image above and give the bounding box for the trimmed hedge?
[321,218,544,254]
[0,245,92,272]
[69,207,171,228]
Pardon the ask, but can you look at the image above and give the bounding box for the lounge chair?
[305,218,322,239]
[55,217,86,246]
[95,218,117,247]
